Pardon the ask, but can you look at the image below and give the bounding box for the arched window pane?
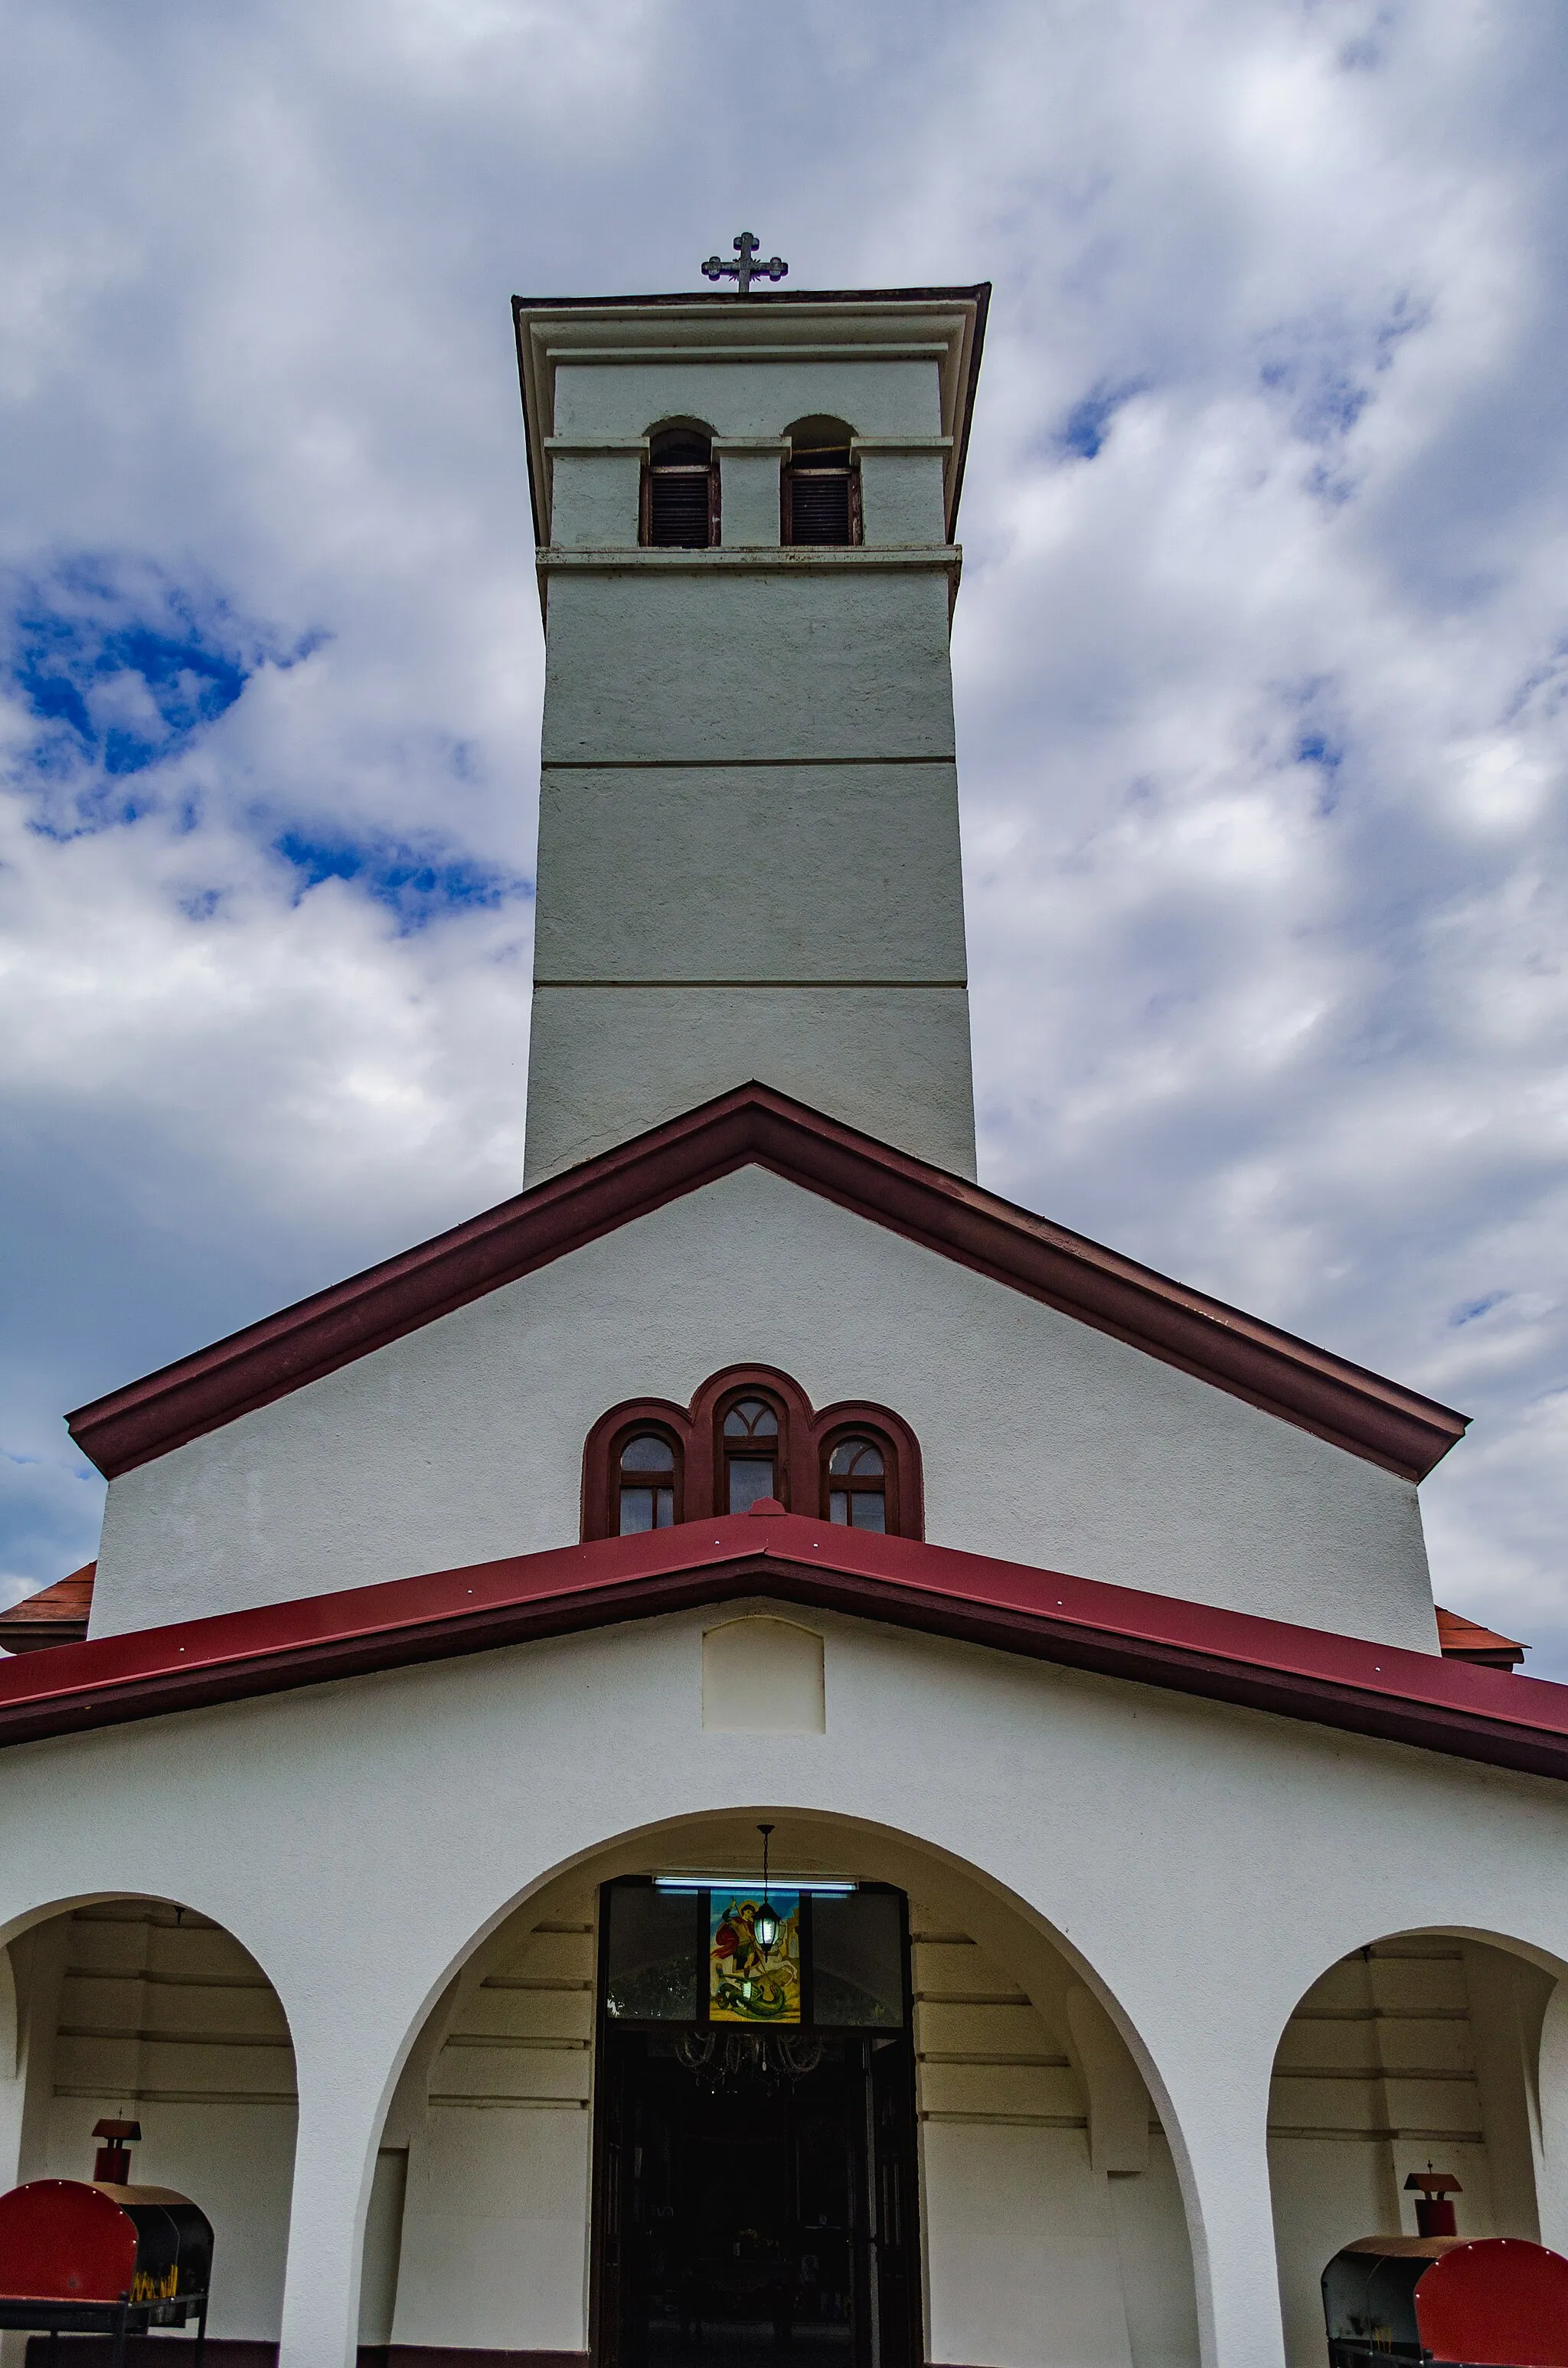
[825,1431,888,1532]
[728,1459,776,1515]
[620,1484,675,1535]
[828,1487,887,1532]
[621,1434,675,1473]
[829,1438,883,1477]
[724,1399,778,1437]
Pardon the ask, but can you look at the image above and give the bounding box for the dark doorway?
[593,2025,919,2368]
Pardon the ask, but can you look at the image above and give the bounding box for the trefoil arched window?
[581,1367,923,1542]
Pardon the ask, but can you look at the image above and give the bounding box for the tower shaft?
[514,286,988,1181]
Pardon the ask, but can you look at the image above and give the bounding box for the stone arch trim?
[580,1362,924,1539]
[362,1807,1201,2368]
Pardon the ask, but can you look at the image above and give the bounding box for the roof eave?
[66,1083,1467,1487]
[0,1514,1557,1781]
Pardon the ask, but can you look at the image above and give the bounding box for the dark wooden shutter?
[782,456,858,546]
[645,433,717,548]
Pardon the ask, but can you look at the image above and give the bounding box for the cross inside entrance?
[701,231,788,295]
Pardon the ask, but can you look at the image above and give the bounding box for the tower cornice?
[512,283,989,547]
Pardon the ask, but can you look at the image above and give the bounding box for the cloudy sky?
[3,0,1566,1670]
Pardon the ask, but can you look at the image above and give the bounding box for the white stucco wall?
[2,1601,1566,2368]
[550,357,945,450]
[526,561,973,1179]
[525,329,975,1182]
[526,986,977,1177]
[533,761,966,984]
[539,568,958,767]
[528,730,973,1173]
[713,438,789,545]
[91,1166,1436,1652]
[547,440,648,549]
[855,443,950,546]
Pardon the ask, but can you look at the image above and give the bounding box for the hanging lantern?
[753,1823,780,1954]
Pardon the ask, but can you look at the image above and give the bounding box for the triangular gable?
[0,1506,1557,1778]
[67,1082,1466,1483]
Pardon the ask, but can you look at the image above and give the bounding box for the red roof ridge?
[0,1515,1560,1781]
[65,1083,1468,1483]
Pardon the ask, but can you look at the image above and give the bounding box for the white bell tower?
[512,263,989,1182]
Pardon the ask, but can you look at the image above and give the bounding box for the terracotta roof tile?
[0,1562,95,1653]
[1436,1604,1525,1670]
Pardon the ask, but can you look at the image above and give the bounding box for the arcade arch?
[0,1893,299,2346]
[358,1810,1202,2368]
[1266,1928,1558,2368]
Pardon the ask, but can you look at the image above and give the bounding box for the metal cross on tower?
[701,231,788,295]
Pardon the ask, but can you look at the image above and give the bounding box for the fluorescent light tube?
[651,1875,856,1894]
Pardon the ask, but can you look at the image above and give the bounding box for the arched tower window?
[719,1393,785,1513]
[781,417,861,547]
[617,1429,679,1532]
[642,424,718,548]
[824,1434,889,1532]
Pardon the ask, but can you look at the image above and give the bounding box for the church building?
[3,262,1568,2368]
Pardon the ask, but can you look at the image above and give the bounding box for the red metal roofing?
[1436,1604,1526,1670]
[2,1508,1565,1781]
[67,1085,1468,1486]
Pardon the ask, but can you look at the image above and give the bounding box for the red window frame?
[609,1418,684,1534]
[818,1422,897,1534]
[581,1365,923,1542]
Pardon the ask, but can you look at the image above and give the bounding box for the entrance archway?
[594,1869,916,2368]
[361,1810,1201,2368]
[1266,1928,1557,2367]
[0,1894,298,2347]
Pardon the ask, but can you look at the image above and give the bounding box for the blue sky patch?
[1056,380,1144,461]
[3,555,322,830]
[1451,1291,1508,1327]
[1259,354,1370,446]
[1295,730,1344,773]
[273,827,531,932]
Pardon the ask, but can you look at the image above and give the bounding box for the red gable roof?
[67,1085,1467,1485]
[0,1508,1563,1781]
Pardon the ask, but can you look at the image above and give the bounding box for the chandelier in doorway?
[675,2026,825,2092]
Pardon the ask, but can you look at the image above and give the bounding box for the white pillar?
[1535,1977,1568,2254]
[1155,2058,1287,2368]
[276,2048,389,2368]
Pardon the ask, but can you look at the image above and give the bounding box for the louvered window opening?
[783,454,860,547]
[645,434,717,548]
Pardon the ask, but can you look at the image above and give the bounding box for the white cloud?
[2,0,1567,1670]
